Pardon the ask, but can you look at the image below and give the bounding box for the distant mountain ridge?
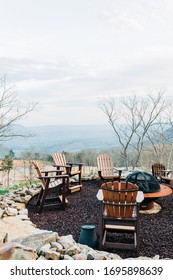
[3,125,118,155]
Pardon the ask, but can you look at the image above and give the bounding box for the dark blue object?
[78,224,98,248]
[126,171,160,193]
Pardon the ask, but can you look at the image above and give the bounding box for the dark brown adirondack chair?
[97,153,122,181]
[32,161,69,212]
[99,181,140,255]
[152,163,172,183]
[52,152,83,193]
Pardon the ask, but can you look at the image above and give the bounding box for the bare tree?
[98,91,170,169]
[1,150,15,186]
[0,75,37,143]
[145,117,170,164]
[20,151,40,185]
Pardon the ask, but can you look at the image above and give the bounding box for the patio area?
[27,179,173,259]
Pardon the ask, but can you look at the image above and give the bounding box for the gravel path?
[27,180,173,259]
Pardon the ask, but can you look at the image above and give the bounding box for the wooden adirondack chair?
[52,152,83,193]
[32,161,69,212]
[152,163,172,183]
[97,153,122,181]
[99,181,140,255]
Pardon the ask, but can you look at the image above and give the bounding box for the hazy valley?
[3,125,118,155]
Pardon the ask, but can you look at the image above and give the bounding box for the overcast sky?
[0,0,173,126]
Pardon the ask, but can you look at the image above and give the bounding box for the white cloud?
[0,0,173,126]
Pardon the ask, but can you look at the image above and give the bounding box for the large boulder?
[12,231,58,251]
[0,242,37,260]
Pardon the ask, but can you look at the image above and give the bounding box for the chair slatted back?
[152,163,165,178]
[52,153,67,173]
[32,161,46,188]
[97,154,114,177]
[101,181,138,218]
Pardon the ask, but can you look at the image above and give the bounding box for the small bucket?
[78,224,98,249]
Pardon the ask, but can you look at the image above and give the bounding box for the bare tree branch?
[0,75,38,143]
[98,90,172,169]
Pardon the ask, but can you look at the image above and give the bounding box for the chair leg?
[61,178,66,209]
[38,180,50,212]
[37,186,43,206]
[99,205,104,250]
[79,171,82,185]
[136,215,140,256]
[66,176,70,195]
[99,228,103,250]
[135,232,139,256]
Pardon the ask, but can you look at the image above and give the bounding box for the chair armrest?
[53,164,71,168]
[96,189,103,201]
[53,164,72,174]
[158,169,172,177]
[114,168,122,176]
[37,174,69,179]
[67,162,83,171]
[41,169,63,174]
[136,191,144,203]
[67,162,83,166]
[161,170,172,177]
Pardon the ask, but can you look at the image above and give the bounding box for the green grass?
[0,180,39,195]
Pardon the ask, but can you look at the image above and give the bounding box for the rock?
[5,207,18,216]
[19,209,28,215]
[2,216,40,241]
[65,245,81,256]
[14,196,25,203]
[50,242,64,252]
[0,201,8,209]
[73,253,87,260]
[127,256,153,260]
[37,255,46,260]
[11,202,26,210]
[80,244,95,255]
[87,253,95,260]
[25,188,40,196]
[91,251,108,260]
[63,254,74,260]
[0,242,37,260]
[0,208,4,218]
[58,234,76,249]
[6,193,15,199]
[38,243,51,254]
[45,250,61,260]
[23,220,36,226]
[12,231,58,250]
[23,195,32,203]
[106,253,122,260]
[16,189,27,196]
[3,198,14,205]
[17,214,30,220]
[0,232,8,244]
[93,255,107,260]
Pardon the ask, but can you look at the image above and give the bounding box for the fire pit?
[126,171,172,210]
[142,184,172,210]
[125,171,160,193]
